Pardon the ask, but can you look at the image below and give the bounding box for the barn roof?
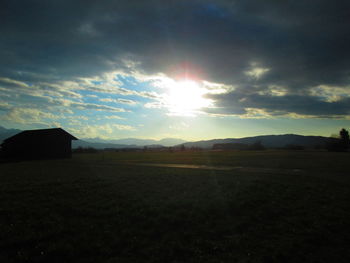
[2,128,78,143]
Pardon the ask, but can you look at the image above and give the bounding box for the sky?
[1,0,350,140]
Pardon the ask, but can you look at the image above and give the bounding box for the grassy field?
[0,150,350,262]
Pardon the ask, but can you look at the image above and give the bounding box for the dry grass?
[0,150,349,262]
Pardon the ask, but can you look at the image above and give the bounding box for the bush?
[249,141,265,150]
[284,144,305,150]
[73,147,98,154]
[327,128,350,152]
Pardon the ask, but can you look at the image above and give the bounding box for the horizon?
[1,1,350,139]
[50,130,348,141]
[0,125,341,143]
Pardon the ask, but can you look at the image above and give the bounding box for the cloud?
[67,123,136,138]
[0,76,129,114]
[104,115,125,120]
[112,124,136,131]
[0,108,62,124]
[116,98,137,105]
[0,77,82,103]
[309,85,350,103]
[144,101,165,109]
[99,98,115,103]
[0,77,29,88]
[86,84,159,99]
[99,98,137,104]
[55,99,126,112]
[207,89,350,118]
[244,63,270,79]
[0,102,12,111]
[1,0,350,119]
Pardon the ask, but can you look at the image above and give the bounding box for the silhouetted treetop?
[340,128,349,148]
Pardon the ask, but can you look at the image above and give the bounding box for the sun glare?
[165,79,212,116]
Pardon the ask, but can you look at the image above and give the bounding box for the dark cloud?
[1,0,350,116]
[208,90,350,117]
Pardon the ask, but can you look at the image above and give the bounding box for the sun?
[165,79,212,116]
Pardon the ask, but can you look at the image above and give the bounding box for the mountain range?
[0,126,186,149]
[0,126,335,149]
[82,137,187,147]
[182,134,335,149]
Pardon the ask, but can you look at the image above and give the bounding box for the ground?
[0,150,349,262]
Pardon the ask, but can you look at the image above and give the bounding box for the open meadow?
[1,150,350,262]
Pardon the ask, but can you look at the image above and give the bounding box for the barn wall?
[1,136,73,159]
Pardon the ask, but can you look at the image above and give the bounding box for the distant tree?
[73,146,97,154]
[340,128,350,149]
[190,146,202,151]
[284,144,304,150]
[327,128,349,152]
[180,144,185,151]
[250,140,265,150]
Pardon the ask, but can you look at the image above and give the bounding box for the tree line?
[327,128,349,152]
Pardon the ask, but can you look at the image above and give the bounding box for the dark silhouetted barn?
[0,128,77,159]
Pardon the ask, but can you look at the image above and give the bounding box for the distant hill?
[181,134,335,149]
[83,137,186,147]
[0,126,335,150]
[72,139,140,149]
[0,126,186,149]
